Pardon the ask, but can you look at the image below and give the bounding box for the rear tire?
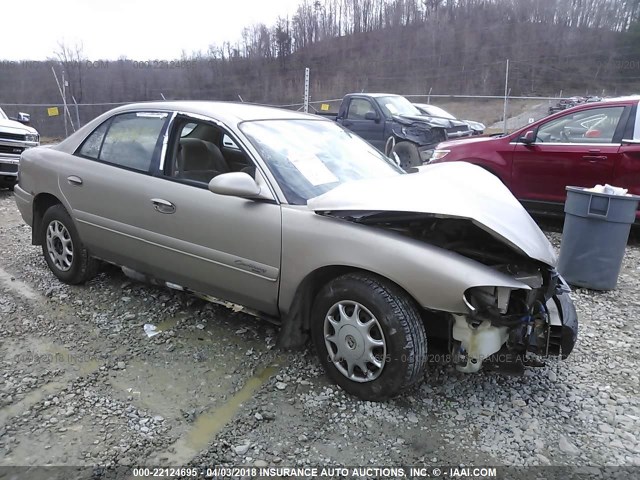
[41,204,98,284]
[311,273,428,401]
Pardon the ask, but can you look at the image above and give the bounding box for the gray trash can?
[557,186,640,290]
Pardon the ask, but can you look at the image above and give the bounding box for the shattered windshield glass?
[240,119,403,204]
[422,105,456,119]
[376,96,421,117]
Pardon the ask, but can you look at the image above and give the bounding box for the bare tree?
[53,40,86,103]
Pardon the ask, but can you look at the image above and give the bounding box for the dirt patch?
[0,188,639,476]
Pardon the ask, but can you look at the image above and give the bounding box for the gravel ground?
[1,188,639,477]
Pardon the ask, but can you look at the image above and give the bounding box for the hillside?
[1,0,639,136]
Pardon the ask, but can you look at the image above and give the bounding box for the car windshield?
[376,96,421,117]
[422,105,455,120]
[240,119,403,204]
[0,108,7,120]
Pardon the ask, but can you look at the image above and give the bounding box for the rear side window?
[77,112,168,172]
[78,121,109,158]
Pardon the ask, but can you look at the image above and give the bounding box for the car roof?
[601,95,640,104]
[347,93,399,98]
[109,101,320,125]
[54,101,328,154]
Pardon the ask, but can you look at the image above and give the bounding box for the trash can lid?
[566,185,640,201]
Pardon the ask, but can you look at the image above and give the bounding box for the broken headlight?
[429,149,449,162]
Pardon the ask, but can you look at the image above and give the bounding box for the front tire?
[392,142,421,170]
[311,273,428,401]
[41,204,98,284]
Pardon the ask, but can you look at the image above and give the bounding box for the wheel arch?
[32,193,65,245]
[276,264,422,350]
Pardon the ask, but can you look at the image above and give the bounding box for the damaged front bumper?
[418,145,435,163]
[451,270,578,373]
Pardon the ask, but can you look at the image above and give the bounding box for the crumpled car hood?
[422,116,470,130]
[394,114,449,128]
[307,162,556,266]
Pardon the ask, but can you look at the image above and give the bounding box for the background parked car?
[0,107,39,189]
[330,93,473,169]
[429,96,640,220]
[413,103,484,135]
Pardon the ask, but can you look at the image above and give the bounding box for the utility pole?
[503,59,509,135]
[51,66,75,136]
[62,70,68,136]
[72,95,80,128]
[303,67,310,113]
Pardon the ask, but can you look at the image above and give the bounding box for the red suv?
[428,96,640,219]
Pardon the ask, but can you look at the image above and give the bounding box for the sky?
[0,0,303,61]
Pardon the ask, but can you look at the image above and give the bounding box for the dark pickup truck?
[331,93,472,169]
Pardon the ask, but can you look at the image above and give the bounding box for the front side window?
[166,119,252,185]
[536,106,625,144]
[240,119,403,204]
[222,134,239,150]
[347,98,376,120]
[77,112,167,172]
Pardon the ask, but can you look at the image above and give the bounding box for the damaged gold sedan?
[14,102,578,400]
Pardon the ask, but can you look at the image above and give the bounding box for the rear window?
[77,112,168,172]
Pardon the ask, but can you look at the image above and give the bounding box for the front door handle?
[67,175,83,186]
[582,155,608,162]
[151,198,176,214]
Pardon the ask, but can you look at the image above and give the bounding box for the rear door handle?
[582,155,608,162]
[151,198,176,214]
[67,175,83,186]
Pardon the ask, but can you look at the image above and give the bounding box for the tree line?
[227,0,639,61]
[0,0,639,137]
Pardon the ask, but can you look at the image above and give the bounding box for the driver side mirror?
[519,130,535,145]
[16,112,31,125]
[364,111,380,123]
[208,172,263,199]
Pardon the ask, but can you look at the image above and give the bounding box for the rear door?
[59,111,170,269]
[340,97,386,150]
[614,102,640,220]
[510,105,629,205]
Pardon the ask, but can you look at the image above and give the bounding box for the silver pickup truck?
[0,107,40,189]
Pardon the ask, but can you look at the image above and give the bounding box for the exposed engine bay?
[322,211,579,373]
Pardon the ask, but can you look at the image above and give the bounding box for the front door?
[511,105,628,204]
[341,97,386,150]
[134,117,282,314]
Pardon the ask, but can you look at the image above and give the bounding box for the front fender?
[390,122,446,148]
[279,207,530,316]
